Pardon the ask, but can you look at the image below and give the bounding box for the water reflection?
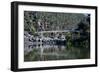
[24,42,90,61]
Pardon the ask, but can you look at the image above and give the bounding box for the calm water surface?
[24,41,90,61]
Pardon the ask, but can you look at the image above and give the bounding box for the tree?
[73,15,90,48]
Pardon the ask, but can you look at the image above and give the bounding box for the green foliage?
[24,11,37,34]
[65,32,73,49]
[73,17,90,49]
[24,11,85,33]
[24,11,90,61]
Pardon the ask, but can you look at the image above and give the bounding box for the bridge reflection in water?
[24,41,90,61]
[24,30,90,61]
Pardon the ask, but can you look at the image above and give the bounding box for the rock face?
[24,11,90,61]
[24,31,67,55]
[24,31,34,55]
[24,11,85,33]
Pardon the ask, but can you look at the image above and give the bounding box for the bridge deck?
[35,30,79,33]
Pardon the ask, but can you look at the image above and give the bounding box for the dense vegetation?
[24,11,86,34]
[24,11,90,61]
